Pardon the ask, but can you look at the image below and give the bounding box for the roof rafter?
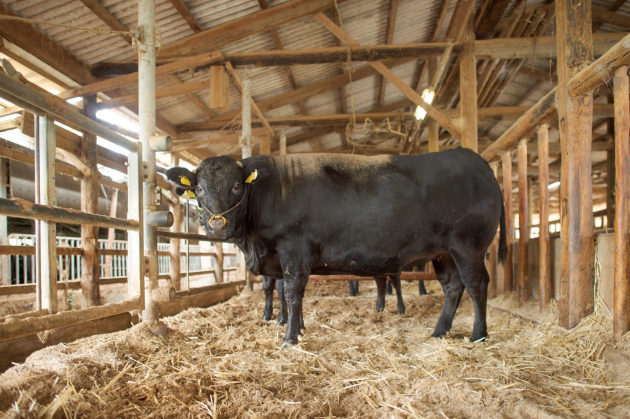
[378,0,399,107]
[168,0,203,33]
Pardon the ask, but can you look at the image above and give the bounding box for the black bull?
[166,148,507,347]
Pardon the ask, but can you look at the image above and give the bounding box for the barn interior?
[1,0,630,417]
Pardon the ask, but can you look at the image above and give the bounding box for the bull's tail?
[498,198,508,264]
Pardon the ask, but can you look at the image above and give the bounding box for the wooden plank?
[569,32,630,97]
[444,0,476,41]
[260,135,271,155]
[538,124,551,312]
[475,0,512,39]
[459,14,477,152]
[313,13,461,140]
[613,65,630,341]
[209,66,229,112]
[97,79,209,110]
[0,245,83,256]
[0,3,96,86]
[517,140,529,304]
[0,158,7,286]
[501,151,514,295]
[168,0,203,33]
[167,75,215,118]
[80,96,100,308]
[378,0,399,107]
[557,0,595,330]
[0,40,71,90]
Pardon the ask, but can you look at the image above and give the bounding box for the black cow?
[166,148,507,347]
[261,276,287,324]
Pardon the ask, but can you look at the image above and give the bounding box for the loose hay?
[1,280,629,418]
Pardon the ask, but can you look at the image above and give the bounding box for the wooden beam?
[313,13,461,140]
[592,0,627,32]
[331,6,348,116]
[557,0,595,330]
[487,161,499,299]
[475,0,512,39]
[167,74,216,118]
[538,124,551,312]
[501,151,514,296]
[378,0,399,107]
[445,0,476,42]
[97,79,209,110]
[613,65,630,341]
[78,0,132,44]
[168,0,203,33]
[591,6,630,31]
[568,32,630,97]
[158,0,350,58]
[0,3,96,86]
[517,140,529,304]
[459,14,477,152]
[0,39,71,90]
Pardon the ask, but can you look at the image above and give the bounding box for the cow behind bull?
[166,148,507,347]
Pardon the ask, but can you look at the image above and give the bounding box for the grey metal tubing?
[0,197,141,230]
[156,230,212,242]
[0,71,139,152]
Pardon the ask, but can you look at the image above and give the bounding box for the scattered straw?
[1,280,630,418]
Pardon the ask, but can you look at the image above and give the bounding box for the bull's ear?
[241,160,268,185]
[165,167,197,196]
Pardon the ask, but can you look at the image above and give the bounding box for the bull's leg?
[348,280,359,296]
[418,281,428,296]
[374,276,387,312]
[262,276,275,321]
[276,278,288,326]
[389,273,405,314]
[280,260,309,348]
[386,280,393,295]
[449,248,490,342]
[431,256,465,338]
[298,284,306,332]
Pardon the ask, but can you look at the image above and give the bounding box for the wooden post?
[169,153,182,291]
[517,140,529,304]
[279,132,287,155]
[613,65,630,341]
[209,66,229,112]
[241,79,252,160]
[557,0,594,329]
[80,95,101,308]
[607,95,615,229]
[104,188,118,278]
[0,157,9,285]
[214,242,224,283]
[501,151,514,295]
[538,124,552,311]
[260,134,271,155]
[487,162,499,299]
[427,57,440,153]
[459,13,478,152]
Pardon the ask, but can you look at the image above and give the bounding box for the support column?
[214,242,224,283]
[169,154,181,291]
[427,57,440,153]
[607,95,615,229]
[279,132,287,155]
[557,0,594,329]
[105,188,118,278]
[517,140,529,304]
[36,114,57,314]
[138,0,159,322]
[613,65,630,341]
[459,14,478,152]
[241,79,252,160]
[501,151,514,295]
[0,158,9,285]
[538,124,552,311]
[80,95,101,307]
[487,162,499,299]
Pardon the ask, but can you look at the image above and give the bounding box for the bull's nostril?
[210,218,225,231]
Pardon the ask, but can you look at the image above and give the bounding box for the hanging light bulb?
[414,89,435,120]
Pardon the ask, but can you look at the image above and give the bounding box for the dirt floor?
[1,280,629,418]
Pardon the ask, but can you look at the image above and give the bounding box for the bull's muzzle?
[209,215,227,228]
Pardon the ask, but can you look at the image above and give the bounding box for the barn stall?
[0,0,629,417]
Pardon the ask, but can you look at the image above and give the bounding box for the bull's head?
[165,156,257,241]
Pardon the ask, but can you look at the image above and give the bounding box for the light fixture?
[548,181,561,190]
[414,89,435,120]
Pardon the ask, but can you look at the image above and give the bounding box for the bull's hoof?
[397,306,406,315]
[262,315,272,322]
[431,330,447,338]
[281,339,297,349]
[470,334,487,343]
[276,317,287,326]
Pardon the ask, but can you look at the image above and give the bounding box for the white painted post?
[0,158,9,285]
[279,132,287,155]
[241,79,252,159]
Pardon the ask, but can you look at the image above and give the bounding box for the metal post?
[241,79,252,159]
[36,114,58,314]
[185,200,190,290]
[138,0,159,322]
[0,158,9,285]
[279,132,287,156]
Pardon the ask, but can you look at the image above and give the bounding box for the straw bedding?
[1,279,629,418]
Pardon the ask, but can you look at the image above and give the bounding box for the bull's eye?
[195,187,202,195]
[232,183,241,193]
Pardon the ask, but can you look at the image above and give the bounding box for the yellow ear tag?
[245,169,258,184]
[180,176,191,186]
[186,190,196,199]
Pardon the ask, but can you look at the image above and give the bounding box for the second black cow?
[166,148,506,347]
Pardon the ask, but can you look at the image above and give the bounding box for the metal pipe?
[241,79,252,158]
[0,197,141,230]
[138,0,159,322]
[0,72,138,152]
[185,200,190,290]
[156,230,213,241]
